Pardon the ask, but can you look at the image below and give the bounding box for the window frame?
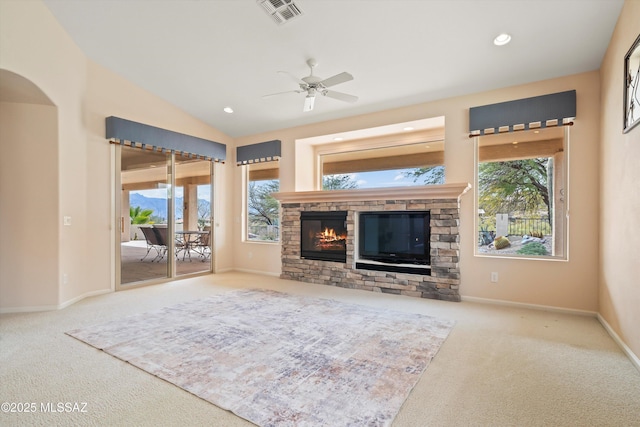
[473,126,570,261]
[244,162,280,243]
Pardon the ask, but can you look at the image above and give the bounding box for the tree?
[322,174,358,190]
[478,158,552,222]
[197,199,211,229]
[248,179,280,229]
[404,166,445,185]
[130,206,153,224]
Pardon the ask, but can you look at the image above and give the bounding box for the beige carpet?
[1,272,639,426]
[67,289,454,426]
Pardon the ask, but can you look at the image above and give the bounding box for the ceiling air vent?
[257,0,303,25]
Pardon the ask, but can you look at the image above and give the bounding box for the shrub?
[517,242,548,256]
[493,236,510,249]
[130,206,153,224]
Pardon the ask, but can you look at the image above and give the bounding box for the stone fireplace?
[273,184,470,302]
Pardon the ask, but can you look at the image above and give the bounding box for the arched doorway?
[0,69,59,311]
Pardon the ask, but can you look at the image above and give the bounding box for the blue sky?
[348,169,422,189]
[132,185,211,201]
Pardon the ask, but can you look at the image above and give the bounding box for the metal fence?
[248,224,280,241]
[508,216,551,236]
[478,215,550,243]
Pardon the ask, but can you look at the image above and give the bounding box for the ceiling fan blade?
[278,70,306,85]
[323,90,358,103]
[320,72,353,88]
[262,90,302,99]
[303,95,316,112]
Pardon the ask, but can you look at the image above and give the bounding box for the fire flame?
[313,226,346,250]
[322,227,338,241]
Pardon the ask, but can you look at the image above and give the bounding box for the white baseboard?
[461,295,597,317]
[230,268,281,278]
[0,303,61,314]
[597,314,640,373]
[58,289,112,310]
[0,288,112,314]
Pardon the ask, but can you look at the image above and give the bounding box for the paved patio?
[121,240,211,284]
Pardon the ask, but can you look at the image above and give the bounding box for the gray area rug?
[67,289,454,426]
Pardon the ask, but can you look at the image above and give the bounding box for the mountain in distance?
[130,193,208,221]
[130,193,175,220]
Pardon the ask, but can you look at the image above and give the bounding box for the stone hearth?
[273,184,471,302]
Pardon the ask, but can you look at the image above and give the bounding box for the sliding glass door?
[175,159,212,276]
[119,146,170,285]
[117,145,213,287]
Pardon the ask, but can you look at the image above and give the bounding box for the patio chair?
[193,227,211,262]
[140,226,165,262]
[152,225,169,262]
[154,225,192,261]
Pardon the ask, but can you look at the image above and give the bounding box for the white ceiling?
[43,0,623,138]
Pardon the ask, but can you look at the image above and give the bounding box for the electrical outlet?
[490,272,499,283]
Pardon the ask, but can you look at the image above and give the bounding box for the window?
[319,140,444,190]
[475,126,568,259]
[246,162,280,241]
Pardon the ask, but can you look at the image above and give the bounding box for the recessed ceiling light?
[223,107,234,114]
[494,33,511,46]
[403,127,414,131]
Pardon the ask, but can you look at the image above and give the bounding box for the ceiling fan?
[263,58,358,112]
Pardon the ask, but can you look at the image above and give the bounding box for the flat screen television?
[358,211,430,265]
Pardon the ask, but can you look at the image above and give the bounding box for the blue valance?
[106,116,226,162]
[469,90,576,136]
[236,140,281,165]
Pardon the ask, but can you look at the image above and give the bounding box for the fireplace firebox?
[300,211,348,262]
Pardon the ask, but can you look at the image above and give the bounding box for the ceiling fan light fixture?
[303,94,315,112]
[494,33,512,46]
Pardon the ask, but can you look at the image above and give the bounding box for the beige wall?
[0,101,59,309]
[0,0,234,311]
[1,0,89,310]
[463,72,601,311]
[598,0,640,357]
[235,70,602,312]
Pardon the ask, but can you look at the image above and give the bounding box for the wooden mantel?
[272,183,472,204]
